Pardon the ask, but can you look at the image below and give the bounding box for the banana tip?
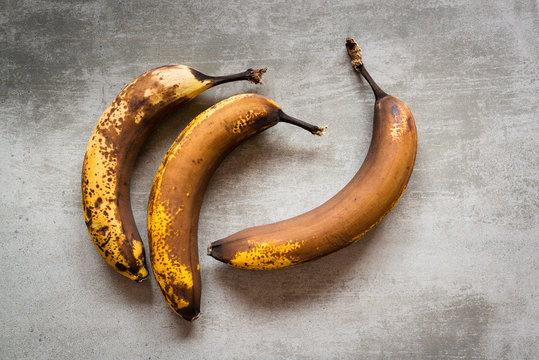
[207,242,212,256]
[248,67,267,84]
[315,126,328,136]
[345,37,362,67]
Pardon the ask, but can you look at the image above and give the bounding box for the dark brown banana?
[208,38,417,270]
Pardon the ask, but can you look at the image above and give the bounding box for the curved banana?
[207,38,417,270]
[82,65,266,281]
[148,93,326,320]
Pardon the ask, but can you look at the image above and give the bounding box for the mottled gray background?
[1,0,538,359]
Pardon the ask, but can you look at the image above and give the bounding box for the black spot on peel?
[96,233,112,250]
[128,261,143,277]
[115,262,128,272]
[85,209,93,227]
[98,226,109,236]
[85,208,92,222]
[95,197,103,208]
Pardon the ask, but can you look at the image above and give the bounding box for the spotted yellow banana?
[82,65,266,281]
[148,93,326,320]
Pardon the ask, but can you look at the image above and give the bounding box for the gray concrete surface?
[1,0,538,359]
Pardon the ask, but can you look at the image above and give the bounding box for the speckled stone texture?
[1,1,537,359]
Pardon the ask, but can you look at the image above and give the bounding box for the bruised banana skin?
[208,38,418,270]
[82,65,266,281]
[148,93,326,320]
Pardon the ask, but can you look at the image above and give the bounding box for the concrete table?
[1,1,537,358]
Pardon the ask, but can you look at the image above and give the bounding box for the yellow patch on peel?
[174,297,190,310]
[149,199,194,309]
[389,105,409,142]
[232,109,267,134]
[148,201,192,292]
[131,241,145,265]
[134,66,212,124]
[154,264,193,309]
[229,240,303,270]
[83,127,135,275]
[148,202,174,248]
[134,111,145,124]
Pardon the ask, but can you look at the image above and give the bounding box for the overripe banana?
[82,65,266,281]
[147,93,326,320]
[207,38,417,270]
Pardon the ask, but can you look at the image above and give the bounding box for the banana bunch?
[82,38,417,321]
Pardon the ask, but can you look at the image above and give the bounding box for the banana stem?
[278,110,327,136]
[210,68,267,85]
[345,38,387,101]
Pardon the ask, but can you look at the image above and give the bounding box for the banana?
[82,65,266,281]
[207,38,417,270]
[147,93,326,320]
